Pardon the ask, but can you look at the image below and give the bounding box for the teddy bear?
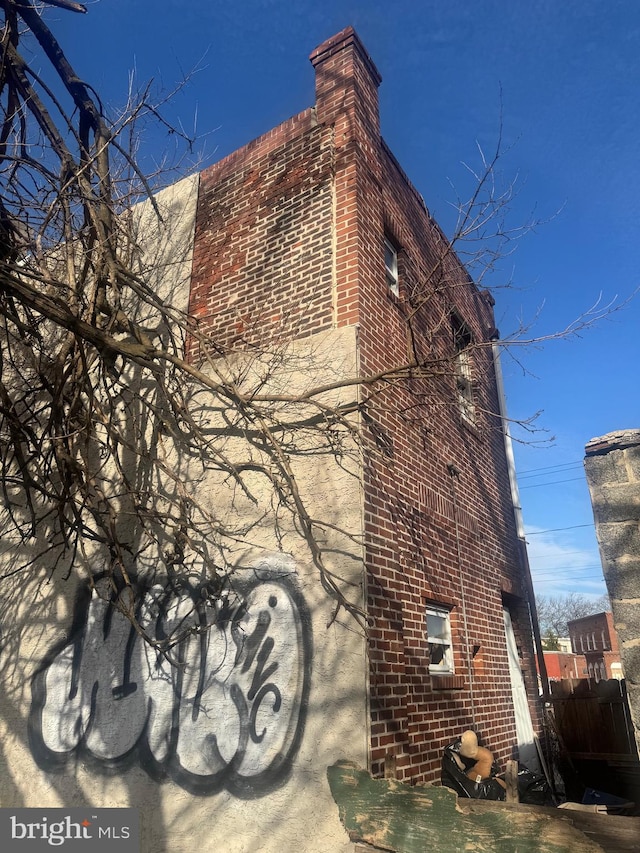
[454,730,506,788]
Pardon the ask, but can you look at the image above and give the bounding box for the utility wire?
[520,476,584,489]
[526,523,594,535]
[517,460,583,476]
[532,565,603,573]
[531,549,597,561]
[532,569,604,578]
[518,463,583,480]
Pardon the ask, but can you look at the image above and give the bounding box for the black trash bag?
[441,738,506,801]
[441,739,553,805]
[517,766,553,806]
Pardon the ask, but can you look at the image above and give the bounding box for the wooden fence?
[549,678,637,761]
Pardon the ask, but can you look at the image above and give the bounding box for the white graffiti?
[30,570,311,796]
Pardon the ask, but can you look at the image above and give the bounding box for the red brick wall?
[569,612,623,680]
[188,26,542,785]
[569,611,620,654]
[189,109,335,354]
[543,651,585,680]
[311,28,541,782]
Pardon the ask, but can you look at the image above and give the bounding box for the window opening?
[384,238,399,297]
[452,316,475,424]
[426,605,454,674]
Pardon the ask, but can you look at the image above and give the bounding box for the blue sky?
[51,0,639,600]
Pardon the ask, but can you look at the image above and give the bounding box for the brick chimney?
[309,28,384,328]
[310,27,382,162]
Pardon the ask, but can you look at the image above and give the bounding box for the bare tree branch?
[0,2,631,648]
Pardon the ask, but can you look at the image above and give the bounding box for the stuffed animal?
[457,730,506,788]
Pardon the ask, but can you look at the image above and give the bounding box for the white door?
[503,607,541,773]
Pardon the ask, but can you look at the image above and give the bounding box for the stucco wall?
[584,428,640,753]
[0,177,367,852]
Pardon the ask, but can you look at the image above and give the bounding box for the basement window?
[384,238,399,297]
[426,605,454,675]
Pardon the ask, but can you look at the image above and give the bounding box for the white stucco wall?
[0,177,367,852]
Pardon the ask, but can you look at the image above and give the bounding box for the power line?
[518,463,583,480]
[520,476,585,490]
[526,523,594,535]
[532,567,603,577]
[517,460,583,476]
[532,563,603,571]
[531,550,596,561]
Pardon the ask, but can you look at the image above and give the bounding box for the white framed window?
[456,348,475,422]
[452,316,475,424]
[384,238,399,297]
[426,605,454,674]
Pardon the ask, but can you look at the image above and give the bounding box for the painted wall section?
[0,165,368,853]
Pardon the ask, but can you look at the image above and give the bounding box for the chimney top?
[309,26,382,86]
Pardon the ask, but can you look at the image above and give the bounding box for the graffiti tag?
[29,568,311,797]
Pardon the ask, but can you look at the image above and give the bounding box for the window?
[384,238,399,297]
[452,316,475,424]
[426,605,454,674]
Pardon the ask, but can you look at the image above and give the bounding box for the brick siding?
[187,25,542,785]
[189,110,335,355]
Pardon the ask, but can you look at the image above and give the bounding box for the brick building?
[188,27,542,783]
[542,650,586,682]
[0,27,547,849]
[569,611,624,682]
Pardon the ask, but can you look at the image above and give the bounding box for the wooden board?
[328,762,640,853]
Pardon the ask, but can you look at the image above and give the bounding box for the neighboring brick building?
[569,611,624,682]
[542,650,586,682]
[189,27,542,783]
